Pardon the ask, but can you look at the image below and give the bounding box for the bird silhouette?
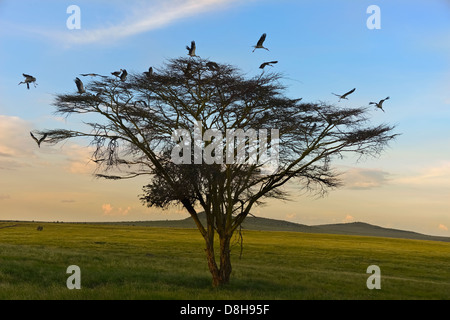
[111,69,123,78]
[184,62,192,77]
[252,33,269,52]
[369,96,390,112]
[259,61,278,69]
[18,74,37,89]
[80,73,101,77]
[30,132,47,148]
[332,88,356,101]
[186,41,197,57]
[206,61,219,71]
[120,69,127,81]
[74,77,85,94]
[143,67,153,78]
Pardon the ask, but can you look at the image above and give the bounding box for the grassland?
[0,221,449,299]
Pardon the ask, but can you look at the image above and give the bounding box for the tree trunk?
[204,233,232,287]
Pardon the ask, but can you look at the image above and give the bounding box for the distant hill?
[108,213,450,243]
[313,221,450,242]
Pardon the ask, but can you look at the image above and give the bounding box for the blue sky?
[0,0,449,236]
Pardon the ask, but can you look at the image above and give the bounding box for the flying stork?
[18,74,37,89]
[259,61,278,69]
[252,33,269,52]
[332,88,356,101]
[30,132,47,148]
[186,41,197,57]
[74,77,85,94]
[369,96,390,112]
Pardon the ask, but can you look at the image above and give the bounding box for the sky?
[0,0,449,236]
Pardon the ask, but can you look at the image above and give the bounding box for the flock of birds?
[20,33,389,148]
[332,87,389,112]
[252,33,278,70]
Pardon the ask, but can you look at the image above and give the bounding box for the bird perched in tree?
[206,61,219,71]
[369,96,390,112]
[120,69,127,81]
[18,74,37,89]
[144,67,153,78]
[111,69,123,77]
[186,41,197,57]
[184,62,192,77]
[74,77,85,94]
[30,132,47,148]
[259,61,278,69]
[252,33,269,52]
[332,88,356,101]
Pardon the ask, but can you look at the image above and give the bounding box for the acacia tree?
[38,57,396,287]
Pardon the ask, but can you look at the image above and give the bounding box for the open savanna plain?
[0,221,449,300]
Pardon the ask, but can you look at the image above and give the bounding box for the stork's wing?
[120,69,127,79]
[74,77,84,91]
[23,73,32,78]
[269,61,278,64]
[257,33,266,46]
[30,132,39,143]
[343,88,356,96]
[259,63,268,69]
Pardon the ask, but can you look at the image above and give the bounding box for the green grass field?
[0,221,449,299]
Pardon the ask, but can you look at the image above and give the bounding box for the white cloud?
[0,115,36,170]
[285,213,296,220]
[63,145,96,174]
[394,161,450,187]
[343,214,355,223]
[102,203,132,216]
[102,203,114,215]
[342,167,390,190]
[44,0,241,45]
